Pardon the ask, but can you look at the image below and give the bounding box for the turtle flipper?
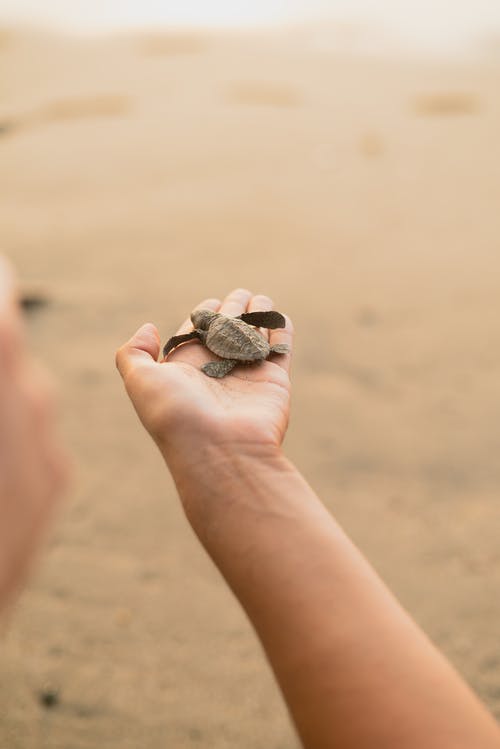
[270,343,290,355]
[163,330,200,358]
[238,311,286,329]
[202,359,237,378]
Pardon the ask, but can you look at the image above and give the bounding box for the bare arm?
[169,447,500,749]
[116,289,500,749]
[0,257,68,612]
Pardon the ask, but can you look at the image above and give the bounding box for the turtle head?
[191,308,218,331]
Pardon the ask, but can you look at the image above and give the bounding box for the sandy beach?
[1,25,500,748]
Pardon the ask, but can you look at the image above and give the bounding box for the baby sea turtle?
[163,309,290,378]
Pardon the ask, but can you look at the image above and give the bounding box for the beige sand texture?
[1,25,500,748]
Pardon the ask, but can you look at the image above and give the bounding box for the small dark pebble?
[38,684,60,709]
[19,293,51,314]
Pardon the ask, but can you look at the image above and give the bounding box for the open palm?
[116,290,293,459]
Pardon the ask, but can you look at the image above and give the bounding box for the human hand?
[116,289,293,471]
[0,257,69,610]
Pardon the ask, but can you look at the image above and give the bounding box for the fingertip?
[130,323,161,356]
[115,322,161,379]
[194,298,221,311]
[220,288,253,316]
[139,322,161,341]
[249,294,273,311]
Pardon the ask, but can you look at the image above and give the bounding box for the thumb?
[115,323,161,381]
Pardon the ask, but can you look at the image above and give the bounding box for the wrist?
[161,427,288,480]
[163,439,297,534]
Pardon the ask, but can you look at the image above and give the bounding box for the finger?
[269,314,294,374]
[219,288,253,317]
[247,294,274,342]
[175,297,221,336]
[115,323,161,381]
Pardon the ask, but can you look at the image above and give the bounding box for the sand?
[0,25,499,748]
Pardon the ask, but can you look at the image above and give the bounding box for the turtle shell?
[206,316,270,361]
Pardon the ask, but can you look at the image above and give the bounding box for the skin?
[116,288,500,749]
[0,252,495,745]
[0,257,69,611]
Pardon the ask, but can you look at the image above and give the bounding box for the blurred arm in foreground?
[116,288,500,749]
[0,257,68,611]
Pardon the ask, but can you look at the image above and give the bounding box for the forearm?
[165,445,500,749]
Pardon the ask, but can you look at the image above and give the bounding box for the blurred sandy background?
[1,3,500,747]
